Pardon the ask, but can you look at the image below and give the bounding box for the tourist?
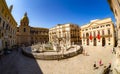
[108,63,111,68]
[99,59,103,66]
[112,47,116,54]
[102,64,112,74]
[93,61,97,70]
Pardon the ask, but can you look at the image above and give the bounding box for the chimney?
[9,5,13,13]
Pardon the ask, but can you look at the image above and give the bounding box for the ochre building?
[49,24,80,48]
[17,13,49,46]
[0,0,17,50]
[80,18,115,47]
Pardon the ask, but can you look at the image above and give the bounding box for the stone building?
[0,0,17,50]
[108,0,120,73]
[49,24,80,48]
[17,13,49,46]
[80,18,115,47]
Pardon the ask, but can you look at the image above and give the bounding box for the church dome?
[20,12,29,25]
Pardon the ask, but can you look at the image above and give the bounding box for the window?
[98,31,100,34]
[0,33,1,38]
[0,17,1,24]
[90,32,92,35]
[1,8,4,13]
[102,30,104,35]
[23,28,26,32]
[108,29,110,35]
[108,38,110,41]
[1,33,3,37]
[17,30,19,32]
[86,29,88,31]
[97,26,99,28]
[94,32,96,37]
[3,21,5,28]
[83,33,85,38]
[106,24,110,27]
[6,24,8,30]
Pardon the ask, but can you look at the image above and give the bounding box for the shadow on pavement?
[0,47,43,74]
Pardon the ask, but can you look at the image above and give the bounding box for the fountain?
[22,35,83,60]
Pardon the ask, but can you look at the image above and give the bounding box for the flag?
[97,34,100,40]
[89,34,92,40]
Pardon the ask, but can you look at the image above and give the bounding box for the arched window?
[0,17,2,24]
[83,33,85,38]
[98,31,100,34]
[24,28,26,32]
[102,30,104,35]
[86,33,89,38]
[108,29,110,35]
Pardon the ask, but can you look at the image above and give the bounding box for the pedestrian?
[108,63,111,68]
[99,59,103,66]
[113,47,116,54]
[93,61,97,70]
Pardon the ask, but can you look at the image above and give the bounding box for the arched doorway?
[93,38,96,46]
[86,33,89,45]
[102,37,105,46]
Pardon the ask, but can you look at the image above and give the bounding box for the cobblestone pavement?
[0,48,43,74]
[37,46,114,74]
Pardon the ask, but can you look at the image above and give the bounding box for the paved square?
[37,46,114,74]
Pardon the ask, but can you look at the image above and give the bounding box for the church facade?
[17,13,49,46]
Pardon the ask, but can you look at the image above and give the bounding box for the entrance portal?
[87,39,89,45]
[86,33,89,45]
[93,38,96,46]
[102,37,105,46]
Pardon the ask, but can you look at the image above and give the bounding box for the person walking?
[108,63,111,68]
[99,59,103,66]
[93,61,97,70]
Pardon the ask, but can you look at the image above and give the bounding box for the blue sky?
[6,0,115,28]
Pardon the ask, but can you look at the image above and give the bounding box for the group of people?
[93,59,103,70]
[93,59,112,74]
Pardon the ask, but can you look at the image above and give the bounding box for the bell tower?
[19,12,31,46]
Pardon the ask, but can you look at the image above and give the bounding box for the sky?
[6,0,115,28]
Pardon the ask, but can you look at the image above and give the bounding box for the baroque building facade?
[0,0,17,50]
[17,13,49,46]
[49,24,80,48]
[80,18,115,47]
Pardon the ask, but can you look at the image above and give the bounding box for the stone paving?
[0,46,114,74]
[36,46,114,74]
[0,48,43,74]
